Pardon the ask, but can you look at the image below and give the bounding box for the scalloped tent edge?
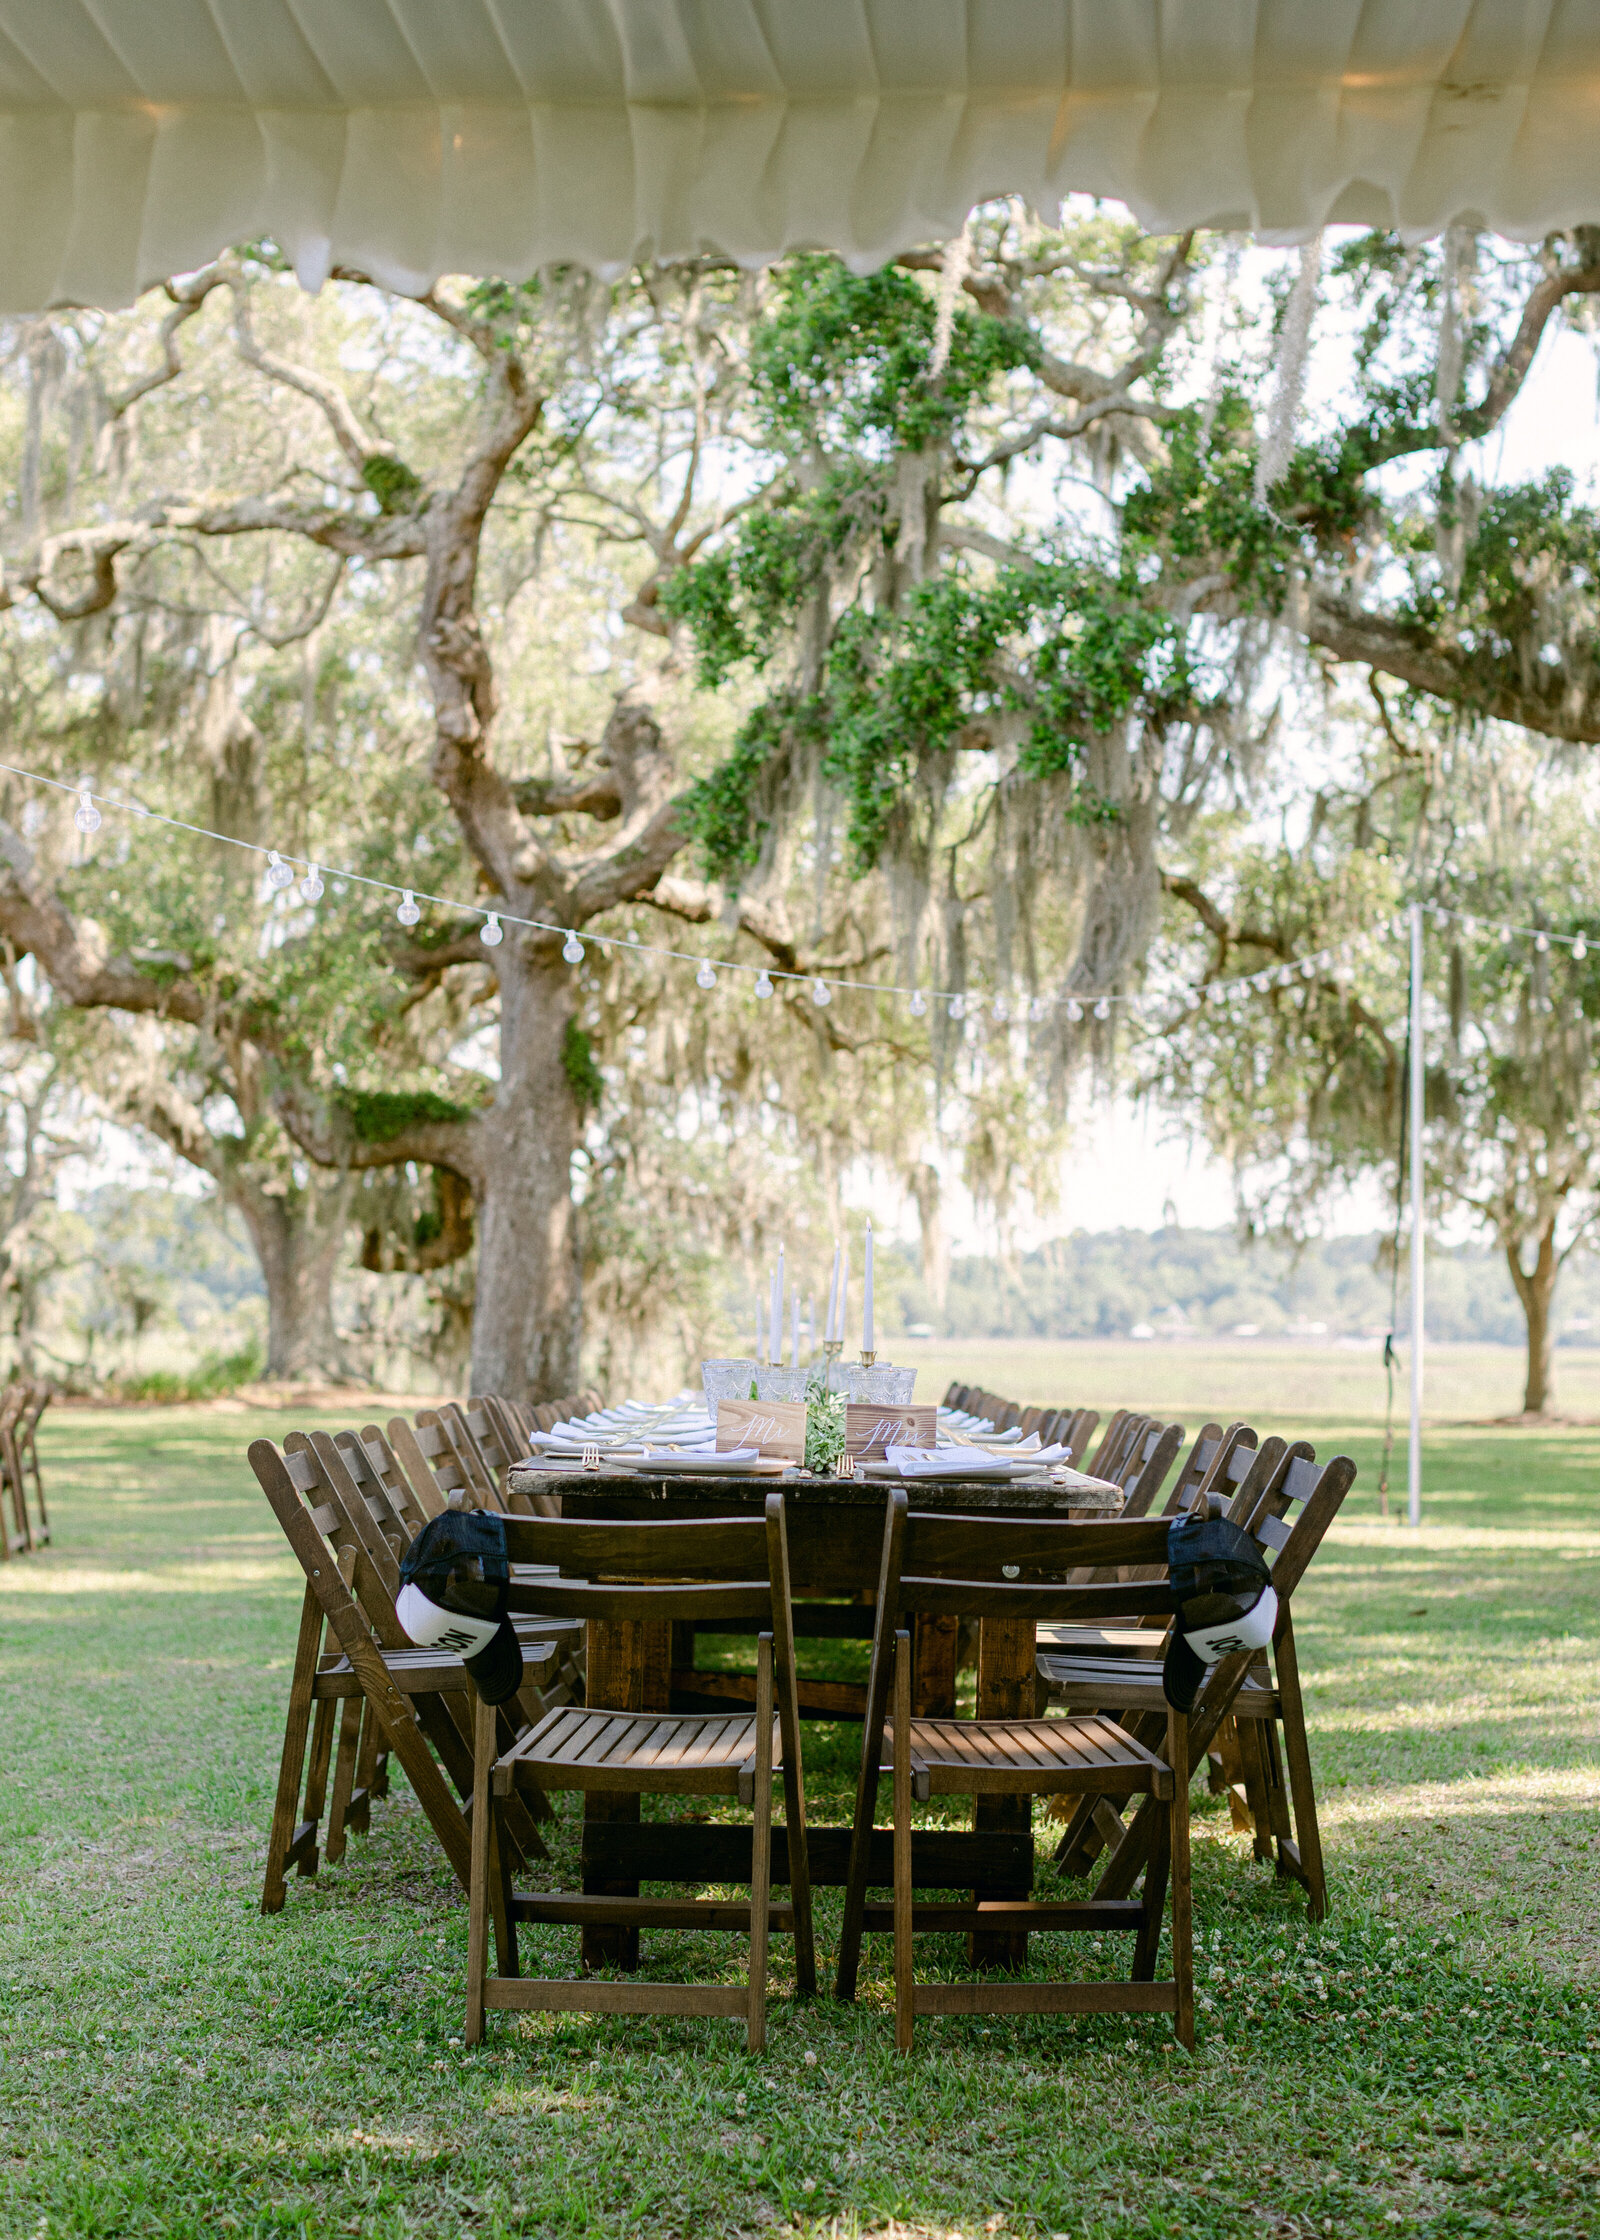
[0,0,1596,310]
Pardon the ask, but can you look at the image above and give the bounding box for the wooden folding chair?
[1040,1443,1356,1918]
[14,1378,49,1547]
[465,1496,815,2052]
[0,1381,32,1555]
[835,1493,1193,2053]
[253,1432,568,1913]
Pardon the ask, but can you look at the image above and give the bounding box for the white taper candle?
[863,1219,875,1354]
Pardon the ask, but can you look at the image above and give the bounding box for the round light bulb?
[396,890,421,926]
[74,789,101,835]
[480,913,503,947]
[992,995,1009,1022]
[1066,999,1083,1023]
[949,994,966,1021]
[300,865,324,903]
[1574,935,1589,962]
[1535,931,1550,953]
[810,978,832,1007]
[1301,958,1316,979]
[1093,998,1111,1021]
[562,932,584,964]
[1029,997,1047,1022]
[695,960,717,990]
[909,989,927,1017]
[754,971,774,999]
[266,851,294,891]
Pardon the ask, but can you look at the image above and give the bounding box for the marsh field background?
[1,1340,1596,2239]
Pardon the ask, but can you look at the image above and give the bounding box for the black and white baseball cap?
[397,1509,523,1706]
[1162,1513,1277,1713]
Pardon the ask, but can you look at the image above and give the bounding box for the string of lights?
[2,757,1573,1030]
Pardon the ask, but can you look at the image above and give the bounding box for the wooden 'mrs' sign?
[715,1397,808,1460]
[845,1402,938,1459]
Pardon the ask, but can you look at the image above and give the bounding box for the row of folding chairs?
[0,1376,51,1557]
[256,1389,596,1911]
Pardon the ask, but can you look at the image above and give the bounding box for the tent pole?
[1408,901,1424,1528]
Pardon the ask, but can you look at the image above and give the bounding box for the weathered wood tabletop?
[507,1461,1123,1969]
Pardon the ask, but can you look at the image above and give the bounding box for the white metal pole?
[1408,900,1425,1527]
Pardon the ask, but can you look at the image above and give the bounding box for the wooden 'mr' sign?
[715,1397,808,1461]
[845,1402,938,1460]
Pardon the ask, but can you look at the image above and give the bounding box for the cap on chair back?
[398,1510,523,1705]
[1162,1514,1276,1713]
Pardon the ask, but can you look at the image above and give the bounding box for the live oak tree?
[1145,717,1600,1417]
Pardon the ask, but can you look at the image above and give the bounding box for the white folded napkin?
[893,1446,1016,1476]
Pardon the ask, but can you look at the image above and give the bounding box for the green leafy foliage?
[750,255,1035,457]
[335,1086,487,1142]
[361,453,425,513]
[562,1020,603,1115]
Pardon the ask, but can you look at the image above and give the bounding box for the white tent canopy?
[0,1,1598,309]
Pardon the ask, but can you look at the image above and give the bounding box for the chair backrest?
[1161,1422,1259,1521]
[335,1425,434,1540]
[20,1379,50,1440]
[1114,1420,1185,1516]
[392,1414,500,1513]
[942,1382,967,1409]
[274,1431,410,1645]
[1228,1442,1355,1599]
[1087,1409,1140,1479]
[0,1381,27,1438]
[466,1396,518,1477]
[419,1405,499,1504]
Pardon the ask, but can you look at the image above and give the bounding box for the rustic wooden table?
[508,1461,1122,1970]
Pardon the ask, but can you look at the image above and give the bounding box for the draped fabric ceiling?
[0,1,1597,309]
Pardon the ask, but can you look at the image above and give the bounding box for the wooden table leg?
[581,1614,670,1972]
[970,1614,1035,1970]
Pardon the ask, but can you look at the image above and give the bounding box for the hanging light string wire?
[5,757,1577,1019]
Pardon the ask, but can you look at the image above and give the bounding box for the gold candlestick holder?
[859,1349,877,1368]
[822,1338,844,1369]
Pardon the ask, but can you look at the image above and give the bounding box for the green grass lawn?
[1,1380,1597,2240]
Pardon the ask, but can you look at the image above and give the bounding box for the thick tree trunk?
[469,947,582,1401]
[1505,1221,1560,1416]
[231,1173,353,1381]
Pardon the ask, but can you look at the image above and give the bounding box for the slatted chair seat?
[500,1703,784,1800]
[883,1711,1174,1801]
